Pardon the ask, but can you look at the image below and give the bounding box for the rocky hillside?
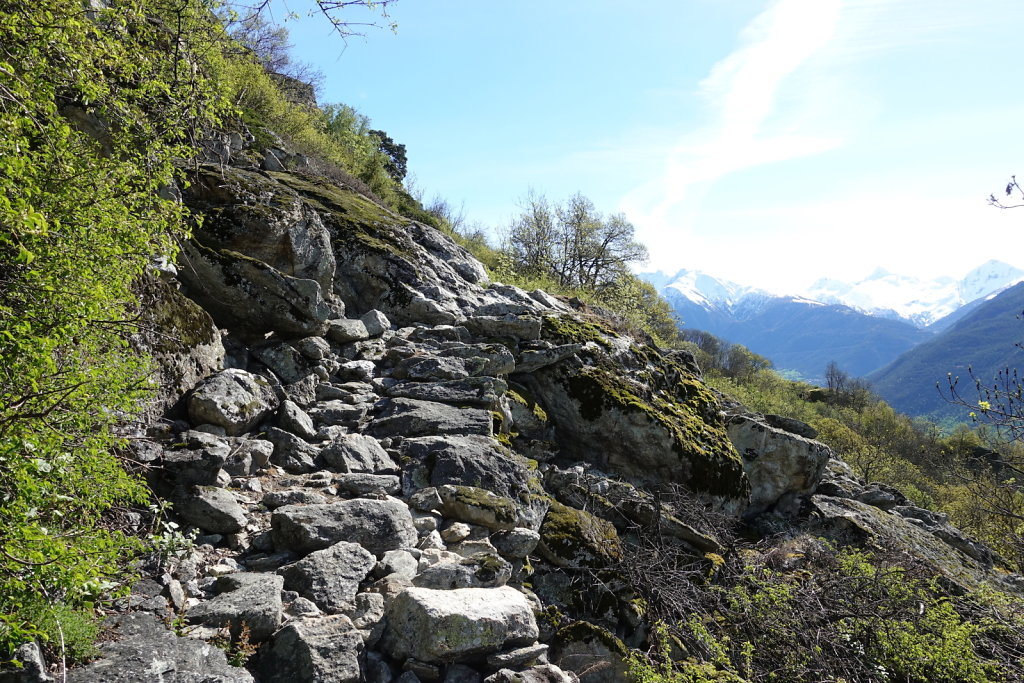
[20,128,1016,683]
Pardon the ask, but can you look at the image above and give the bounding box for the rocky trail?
[21,134,1019,683]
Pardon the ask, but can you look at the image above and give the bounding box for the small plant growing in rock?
[211,623,258,667]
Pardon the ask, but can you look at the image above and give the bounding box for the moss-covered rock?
[438,484,521,531]
[538,501,623,569]
[131,277,224,419]
[520,333,747,503]
[550,621,630,683]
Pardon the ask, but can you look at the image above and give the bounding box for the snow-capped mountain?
[640,268,929,381]
[803,260,1024,327]
[660,269,770,311]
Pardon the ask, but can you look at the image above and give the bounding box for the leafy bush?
[0,0,227,660]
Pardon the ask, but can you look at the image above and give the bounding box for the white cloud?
[624,0,846,242]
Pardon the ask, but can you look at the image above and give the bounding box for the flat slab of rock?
[188,369,279,436]
[65,612,254,682]
[382,586,538,664]
[367,398,492,438]
[386,377,507,407]
[271,498,417,556]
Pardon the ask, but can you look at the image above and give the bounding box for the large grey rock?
[382,586,539,664]
[463,315,542,341]
[726,414,831,516]
[321,434,396,473]
[360,309,391,336]
[188,369,279,436]
[252,342,311,384]
[326,318,370,343]
[187,573,283,643]
[439,344,516,377]
[259,615,363,683]
[272,498,418,556]
[173,486,247,534]
[335,473,402,496]
[184,164,336,294]
[519,345,746,503]
[179,240,331,337]
[514,344,586,374]
[308,400,368,427]
[367,398,493,438]
[64,612,253,682]
[279,541,376,612]
[277,399,319,440]
[412,552,512,590]
[402,436,535,501]
[393,356,473,381]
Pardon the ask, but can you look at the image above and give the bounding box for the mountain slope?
[869,281,1024,420]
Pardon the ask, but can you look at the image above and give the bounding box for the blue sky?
[285,0,1024,294]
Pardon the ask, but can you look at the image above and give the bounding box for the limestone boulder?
[183,164,336,293]
[188,369,279,436]
[321,434,396,474]
[279,541,376,613]
[382,586,539,664]
[173,486,246,534]
[726,414,831,516]
[179,240,332,337]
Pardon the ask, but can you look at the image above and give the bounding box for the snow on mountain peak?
[643,261,1024,329]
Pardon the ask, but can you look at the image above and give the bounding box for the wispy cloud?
[622,0,849,240]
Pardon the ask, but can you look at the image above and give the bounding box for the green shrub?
[0,0,226,660]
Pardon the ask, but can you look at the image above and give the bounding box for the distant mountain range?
[640,260,1024,385]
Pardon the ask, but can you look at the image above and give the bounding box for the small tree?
[506,191,648,292]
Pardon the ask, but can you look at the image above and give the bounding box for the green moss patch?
[268,171,413,260]
[541,315,616,349]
